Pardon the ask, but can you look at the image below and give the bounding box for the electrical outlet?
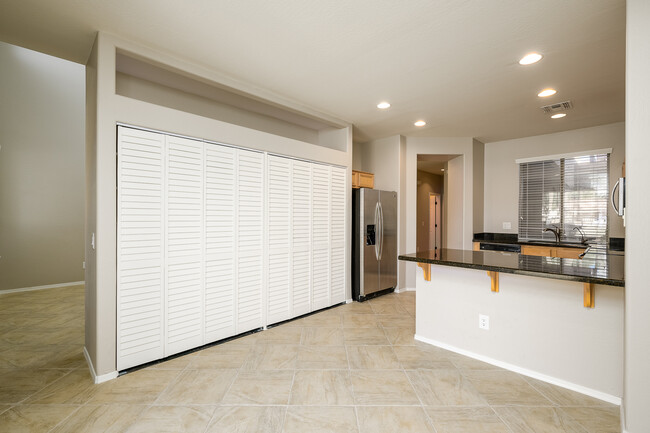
[479,314,490,330]
[502,222,512,230]
[82,261,86,269]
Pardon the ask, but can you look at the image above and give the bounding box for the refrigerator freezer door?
[361,188,381,297]
[378,191,398,290]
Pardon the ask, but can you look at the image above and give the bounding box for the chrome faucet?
[543,226,561,243]
[573,226,587,244]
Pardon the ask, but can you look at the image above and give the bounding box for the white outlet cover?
[479,314,490,330]
[502,222,512,230]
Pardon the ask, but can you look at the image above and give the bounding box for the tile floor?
[0,285,620,432]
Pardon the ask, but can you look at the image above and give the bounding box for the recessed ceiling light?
[414,120,426,127]
[538,88,557,97]
[519,52,543,65]
[441,168,445,172]
[377,102,391,109]
[551,113,566,119]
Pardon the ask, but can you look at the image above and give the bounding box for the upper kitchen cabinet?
[352,170,374,189]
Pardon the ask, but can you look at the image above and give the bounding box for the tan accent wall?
[416,170,443,253]
[0,41,85,292]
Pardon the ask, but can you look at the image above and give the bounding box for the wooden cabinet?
[352,170,374,189]
[521,244,584,259]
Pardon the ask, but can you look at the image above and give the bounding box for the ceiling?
[417,154,457,175]
[0,0,625,143]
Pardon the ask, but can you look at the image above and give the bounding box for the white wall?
[484,122,625,237]
[416,266,624,401]
[86,33,352,376]
[0,41,85,291]
[624,1,650,431]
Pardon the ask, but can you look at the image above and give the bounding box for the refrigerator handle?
[378,202,384,260]
[374,202,380,260]
[611,179,620,215]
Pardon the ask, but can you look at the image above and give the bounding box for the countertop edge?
[398,254,625,287]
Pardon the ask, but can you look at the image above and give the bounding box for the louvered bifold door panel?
[330,166,347,304]
[165,135,204,356]
[291,160,312,317]
[117,127,165,371]
[311,164,331,311]
[236,149,264,333]
[267,155,291,325]
[204,144,236,342]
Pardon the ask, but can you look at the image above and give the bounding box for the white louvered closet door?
[236,149,265,333]
[266,155,291,325]
[117,127,165,371]
[330,166,347,304]
[204,144,236,342]
[165,135,204,356]
[311,164,331,311]
[291,160,312,317]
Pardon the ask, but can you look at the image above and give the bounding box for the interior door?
[361,188,380,296]
[378,191,398,290]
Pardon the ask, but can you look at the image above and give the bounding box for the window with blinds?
[518,152,609,245]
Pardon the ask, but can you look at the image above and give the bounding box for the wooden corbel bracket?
[583,283,595,308]
[418,263,431,281]
[487,271,499,292]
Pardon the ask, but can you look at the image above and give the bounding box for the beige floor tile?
[290,370,354,405]
[368,301,408,315]
[357,406,435,433]
[342,314,380,328]
[156,369,237,404]
[336,302,374,314]
[126,405,215,433]
[188,345,252,369]
[407,369,488,406]
[0,404,79,433]
[403,304,416,316]
[284,406,358,433]
[376,314,416,327]
[446,352,501,371]
[494,406,589,433]
[523,377,613,407]
[298,312,343,327]
[149,352,197,370]
[382,327,416,345]
[343,326,390,345]
[89,369,181,404]
[50,404,145,433]
[25,369,97,404]
[393,345,456,369]
[347,345,401,369]
[241,344,299,370]
[0,368,69,404]
[256,326,303,345]
[301,327,345,345]
[223,370,294,404]
[0,404,10,415]
[425,407,511,433]
[462,370,553,406]
[296,346,349,369]
[560,406,621,433]
[350,370,420,405]
[205,406,285,433]
[0,344,84,369]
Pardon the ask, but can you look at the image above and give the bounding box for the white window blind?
[518,152,609,245]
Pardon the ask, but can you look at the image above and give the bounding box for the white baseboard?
[394,287,416,293]
[414,334,621,406]
[83,347,118,384]
[0,281,84,295]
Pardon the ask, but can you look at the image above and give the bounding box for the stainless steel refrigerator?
[352,188,398,301]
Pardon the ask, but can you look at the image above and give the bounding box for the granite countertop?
[473,233,625,252]
[398,248,625,287]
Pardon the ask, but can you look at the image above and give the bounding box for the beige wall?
[624,1,650,431]
[86,33,352,377]
[353,135,408,290]
[445,155,464,249]
[416,266,624,401]
[0,41,85,292]
[416,170,443,252]
[483,122,625,237]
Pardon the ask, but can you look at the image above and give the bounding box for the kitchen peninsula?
[399,248,625,404]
